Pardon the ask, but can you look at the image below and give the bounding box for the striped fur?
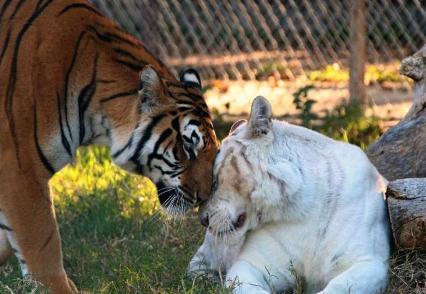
[0,1,218,292]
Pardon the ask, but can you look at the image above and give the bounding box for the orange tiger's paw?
[67,278,78,293]
[43,274,78,294]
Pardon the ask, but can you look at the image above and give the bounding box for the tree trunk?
[349,0,367,104]
[367,44,426,181]
[386,179,426,249]
[366,44,426,249]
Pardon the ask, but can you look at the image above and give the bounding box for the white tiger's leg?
[0,228,12,265]
[188,241,218,280]
[317,259,388,294]
[188,231,243,281]
[226,260,273,294]
[189,232,217,278]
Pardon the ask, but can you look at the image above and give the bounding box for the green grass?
[307,63,408,85]
[0,147,227,294]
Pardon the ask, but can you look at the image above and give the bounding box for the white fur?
[189,98,390,294]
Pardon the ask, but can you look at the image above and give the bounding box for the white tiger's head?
[200,96,296,242]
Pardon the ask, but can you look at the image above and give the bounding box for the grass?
[389,249,426,293]
[250,61,409,84]
[307,62,409,85]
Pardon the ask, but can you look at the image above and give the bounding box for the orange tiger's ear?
[138,66,169,112]
[180,68,202,90]
[229,119,247,134]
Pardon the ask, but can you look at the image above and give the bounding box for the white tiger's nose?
[200,210,209,227]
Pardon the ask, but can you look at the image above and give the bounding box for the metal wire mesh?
[91,0,426,81]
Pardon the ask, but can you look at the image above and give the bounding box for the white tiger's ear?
[138,66,167,112]
[247,96,272,137]
[267,160,302,197]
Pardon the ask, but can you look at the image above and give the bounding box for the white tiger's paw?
[231,286,270,294]
[188,268,221,282]
[316,289,339,294]
[187,257,221,282]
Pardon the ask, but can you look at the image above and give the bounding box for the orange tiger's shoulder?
[1,0,104,23]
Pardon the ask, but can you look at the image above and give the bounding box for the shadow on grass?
[58,188,226,293]
[1,187,227,293]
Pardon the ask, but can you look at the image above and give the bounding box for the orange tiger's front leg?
[0,171,77,294]
[0,228,12,265]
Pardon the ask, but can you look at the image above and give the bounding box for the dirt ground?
[204,79,413,124]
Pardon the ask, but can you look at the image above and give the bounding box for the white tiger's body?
[189,97,390,294]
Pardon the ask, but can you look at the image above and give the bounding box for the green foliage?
[320,102,383,149]
[211,104,234,141]
[308,64,349,82]
[255,61,287,80]
[291,85,382,149]
[308,63,407,85]
[365,64,403,84]
[292,84,318,129]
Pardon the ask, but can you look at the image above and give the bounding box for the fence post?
[349,0,367,104]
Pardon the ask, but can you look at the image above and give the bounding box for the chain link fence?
[91,0,426,81]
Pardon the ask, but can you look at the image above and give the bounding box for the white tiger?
[189,96,390,294]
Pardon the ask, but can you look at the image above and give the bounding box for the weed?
[320,102,382,149]
[211,104,234,140]
[292,84,318,129]
[256,62,288,80]
[290,85,382,149]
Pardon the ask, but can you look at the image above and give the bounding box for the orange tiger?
[0,0,218,292]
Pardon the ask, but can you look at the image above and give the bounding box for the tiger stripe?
[129,114,167,163]
[99,90,138,103]
[77,54,98,144]
[56,92,72,156]
[33,103,55,174]
[57,2,103,17]
[0,0,13,19]
[6,0,54,141]
[9,0,26,19]
[64,31,87,141]
[0,30,11,66]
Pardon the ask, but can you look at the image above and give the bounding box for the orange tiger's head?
[103,67,218,214]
